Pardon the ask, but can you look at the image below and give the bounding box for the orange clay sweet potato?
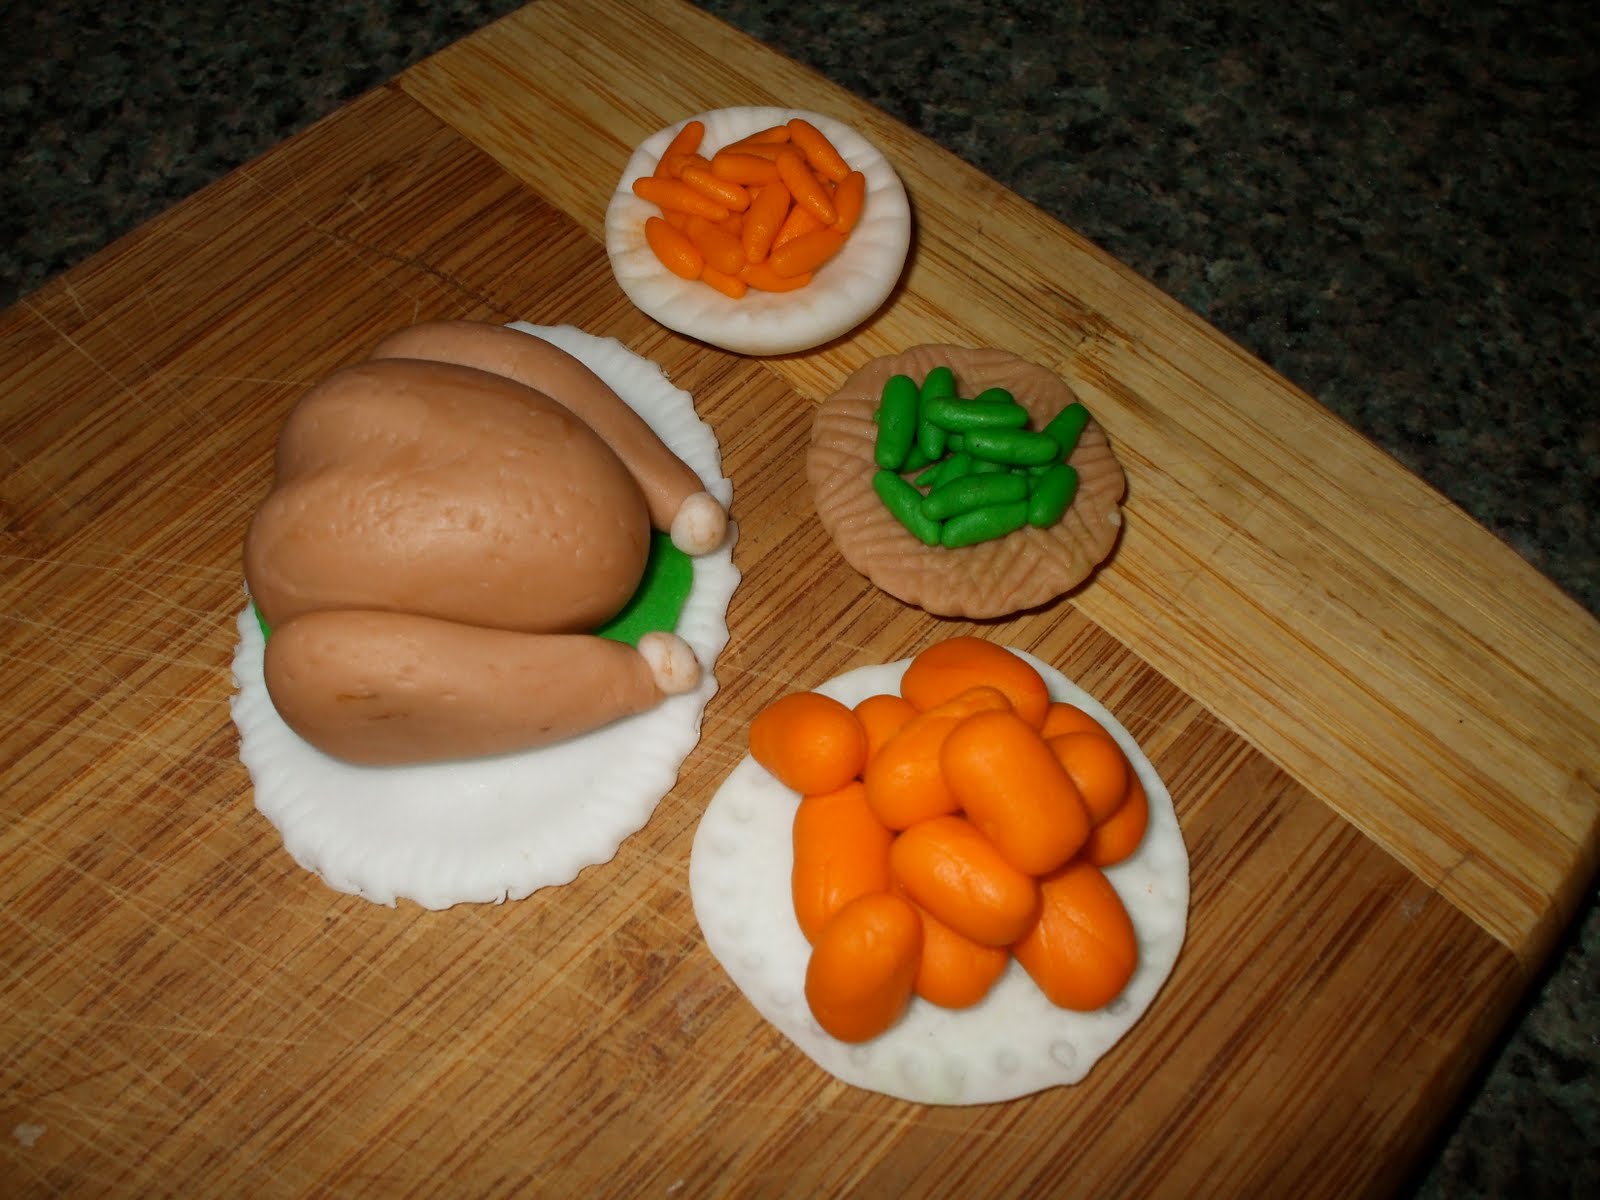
[804,891,924,1043]
[863,685,1011,829]
[1082,773,1150,867]
[749,690,867,796]
[791,781,895,944]
[899,637,1051,729]
[1047,730,1132,827]
[942,708,1092,875]
[852,692,917,766]
[905,893,1011,1009]
[889,814,1040,947]
[1011,858,1138,1011]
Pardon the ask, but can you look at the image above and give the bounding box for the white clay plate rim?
[230,322,740,909]
[604,106,912,356]
[689,650,1189,1106]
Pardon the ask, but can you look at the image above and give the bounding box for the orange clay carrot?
[748,690,868,796]
[941,708,1092,876]
[1011,859,1137,1011]
[899,637,1051,729]
[1082,774,1149,867]
[790,781,895,944]
[904,893,1010,1009]
[680,164,752,213]
[740,178,791,264]
[661,118,706,160]
[863,685,1011,829]
[631,175,730,221]
[1039,701,1108,741]
[853,692,917,766]
[658,150,711,179]
[644,217,703,280]
[725,124,791,148]
[1047,731,1131,827]
[787,117,851,182]
[683,215,747,276]
[710,150,781,185]
[830,170,866,233]
[775,147,837,225]
[662,209,690,232]
[739,261,812,292]
[769,228,847,278]
[699,264,748,299]
[771,202,823,250]
[804,892,923,1043]
[890,815,1040,947]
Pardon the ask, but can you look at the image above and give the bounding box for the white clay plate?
[689,651,1189,1105]
[605,106,912,355]
[230,322,740,909]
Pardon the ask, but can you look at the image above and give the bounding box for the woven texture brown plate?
[807,345,1127,618]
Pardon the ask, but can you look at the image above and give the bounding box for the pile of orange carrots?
[748,637,1151,1043]
[634,117,866,299]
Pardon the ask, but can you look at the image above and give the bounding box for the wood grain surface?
[1,1,1594,1196]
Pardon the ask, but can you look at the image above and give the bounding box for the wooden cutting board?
[3,1,1595,1195]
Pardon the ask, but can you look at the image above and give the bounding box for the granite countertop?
[2,0,1594,1194]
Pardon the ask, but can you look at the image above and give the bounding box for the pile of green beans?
[871,366,1089,549]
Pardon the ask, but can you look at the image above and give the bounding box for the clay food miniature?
[808,346,1126,618]
[244,320,731,766]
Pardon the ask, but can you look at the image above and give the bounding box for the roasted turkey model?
[243,321,730,766]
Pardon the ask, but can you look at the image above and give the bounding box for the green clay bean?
[929,451,975,488]
[873,470,944,546]
[1026,463,1080,527]
[920,365,957,402]
[964,427,1062,466]
[903,443,934,472]
[873,374,920,470]
[916,413,948,460]
[920,393,1031,433]
[921,472,1029,521]
[971,458,1009,475]
[940,500,1030,548]
[1040,402,1090,458]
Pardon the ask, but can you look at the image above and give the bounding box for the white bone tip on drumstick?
[669,491,729,556]
[638,632,702,696]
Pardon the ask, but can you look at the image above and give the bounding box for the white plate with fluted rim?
[230,322,740,910]
[605,107,912,355]
[689,650,1188,1105]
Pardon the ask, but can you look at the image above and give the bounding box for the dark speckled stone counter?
[3,1,1595,1194]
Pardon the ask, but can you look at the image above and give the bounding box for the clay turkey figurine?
[243,321,730,766]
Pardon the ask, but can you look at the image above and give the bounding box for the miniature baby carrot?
[942,708,1092,875]
[787,117,851,182]
[890,815,1040,947]
[644,217,702,281]
[740,177,791,264]
[804,892,923,1043]
[852,692,917,766]
[661,118,706,160]
[791,781,895,944]
[1082,774,1149,867]
[710,150,780,185]
[905,894,1011,1009]
[725,124,791,148]
[769,228,847,278]
[831,170,866,233]
[749,690,868,796]
[771,201,824,249]
[699,264,748,299]
[775,147,837,225]
[1047,731,1131,827]
[1011,859,1137,1011]
[739,261,812,292]
[632,175,730,221]
[864,686,1011,829]
[680,163,752,212]
[683,215,747,276]
[899,636,1051,730]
